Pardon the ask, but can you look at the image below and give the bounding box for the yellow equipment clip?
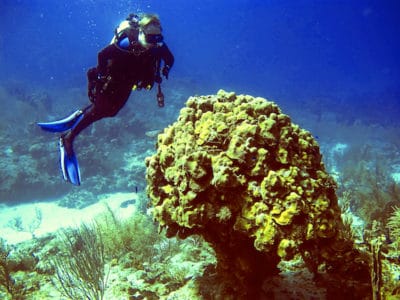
[132,84,137,91]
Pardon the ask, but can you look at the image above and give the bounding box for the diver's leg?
[58,103,103,185]
[62,85,132,155]
[61,104,102,155]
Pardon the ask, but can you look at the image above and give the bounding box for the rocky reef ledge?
[146,90,371,298]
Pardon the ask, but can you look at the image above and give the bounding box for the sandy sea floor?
[0,192,138,244]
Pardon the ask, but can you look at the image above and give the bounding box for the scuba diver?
[37,13,174,185]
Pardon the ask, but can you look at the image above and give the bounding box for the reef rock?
[146,90,371,298]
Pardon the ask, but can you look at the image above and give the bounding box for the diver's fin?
[37,110,83,133]
[59,137,81,186]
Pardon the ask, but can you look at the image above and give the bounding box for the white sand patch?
[392,172,400,183]
[392,164,400,183]
[0,192,138,244]
[331,142,348,155]
[325,142,348,182]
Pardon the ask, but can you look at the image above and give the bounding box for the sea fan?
[387,206,400,248]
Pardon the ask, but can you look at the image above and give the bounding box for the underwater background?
[1,0,400,299]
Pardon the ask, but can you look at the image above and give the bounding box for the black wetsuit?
[64,41,174,149]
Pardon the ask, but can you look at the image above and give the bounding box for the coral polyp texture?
[146,90,371,298]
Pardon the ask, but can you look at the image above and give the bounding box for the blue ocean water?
[1,0,399,111]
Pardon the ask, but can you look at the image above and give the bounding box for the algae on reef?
[146,90,372,298]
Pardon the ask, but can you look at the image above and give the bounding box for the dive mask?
[142,23,163,44]
[145,34,164,44]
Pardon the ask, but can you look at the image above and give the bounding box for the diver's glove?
[87,67,98,78]
[162,65,170,79]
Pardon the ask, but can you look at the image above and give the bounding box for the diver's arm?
[157,43,174,80]
[159,43,174,69]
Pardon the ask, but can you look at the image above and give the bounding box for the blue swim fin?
[59,137,81,186]
[38,110,83,133]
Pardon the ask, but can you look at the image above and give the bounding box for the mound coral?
[146,90,371,298]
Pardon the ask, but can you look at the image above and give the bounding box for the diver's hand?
[162,65,170,79]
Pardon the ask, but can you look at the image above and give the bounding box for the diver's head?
[138,14,163,48]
